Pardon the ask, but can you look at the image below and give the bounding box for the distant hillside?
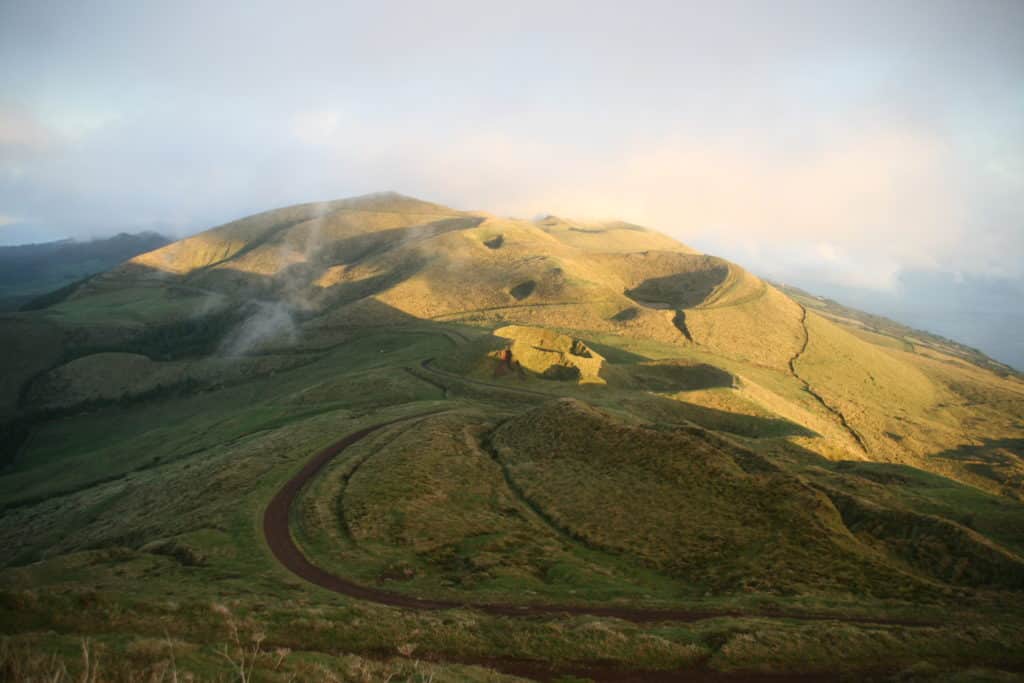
[773,281,1020,378]
[0,232,171,311]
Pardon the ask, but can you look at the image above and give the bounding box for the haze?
[1,0,1022,366]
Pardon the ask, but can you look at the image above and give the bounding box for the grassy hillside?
[776,281,1020,378]
[490,399,943,598]
[2,193,1023,680]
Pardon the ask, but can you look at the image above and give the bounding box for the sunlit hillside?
[2,193,1023,681]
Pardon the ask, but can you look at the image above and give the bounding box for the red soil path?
[262,412,935,627]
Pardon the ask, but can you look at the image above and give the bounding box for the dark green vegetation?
[2,194,1023,681]
[0,232,171,311]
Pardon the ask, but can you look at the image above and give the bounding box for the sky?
[1,1,1022,366]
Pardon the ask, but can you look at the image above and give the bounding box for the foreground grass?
[3,328,1024,680]
[2,566,1023,681]
[1,629,524,683]
[292,410,690,606]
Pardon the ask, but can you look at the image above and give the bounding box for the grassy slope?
[3,194,1024,679]
[294,410,694,606]
[490,399,946,599]
[776,281,1020,378]
[0,331,448,512]
[0,315,65,417]
[2,328,1023,680]
[796,310,1024,495]
[685,281,803,371]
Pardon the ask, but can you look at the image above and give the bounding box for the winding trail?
[789,305,869,453]
[263,410,930,627]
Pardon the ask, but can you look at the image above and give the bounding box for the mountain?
[1,192,1022,681]
[0,231,171,311]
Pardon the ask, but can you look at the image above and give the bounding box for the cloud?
[291,110,345,146]
[814,244,840,263]
[220,301,298,356]
[1,1,1021,292]
[0,103,57,161]
[276,113,1017,289]
[3,100,1020,291]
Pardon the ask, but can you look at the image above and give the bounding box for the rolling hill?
[1,192,1022,681]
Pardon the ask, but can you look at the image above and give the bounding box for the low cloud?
[279,113,1019,290]
[0,104,55,153]
[3,105,1021,292]
[1,0,1021,292]
[220,301,298,357]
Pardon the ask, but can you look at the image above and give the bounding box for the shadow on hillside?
[625,268,728,308]
[929,438,1024,492]
[624,362,735,392]
[578,340,649,364]
[931,438,1024,462]
[832,460,941,487]
[754,438,1024,588]
[617,393,818,439]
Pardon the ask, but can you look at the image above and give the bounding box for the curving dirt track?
[262,411,935,627]
[263,413,455,610]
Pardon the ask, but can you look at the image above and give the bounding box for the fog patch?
[276,202,332,314]
[220,300,297,356]
[190,291,228,319]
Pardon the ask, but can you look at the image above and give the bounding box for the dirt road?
[261,410,946,681]
[262,412,935,626]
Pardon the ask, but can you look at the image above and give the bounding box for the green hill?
[2,193,1023,681]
